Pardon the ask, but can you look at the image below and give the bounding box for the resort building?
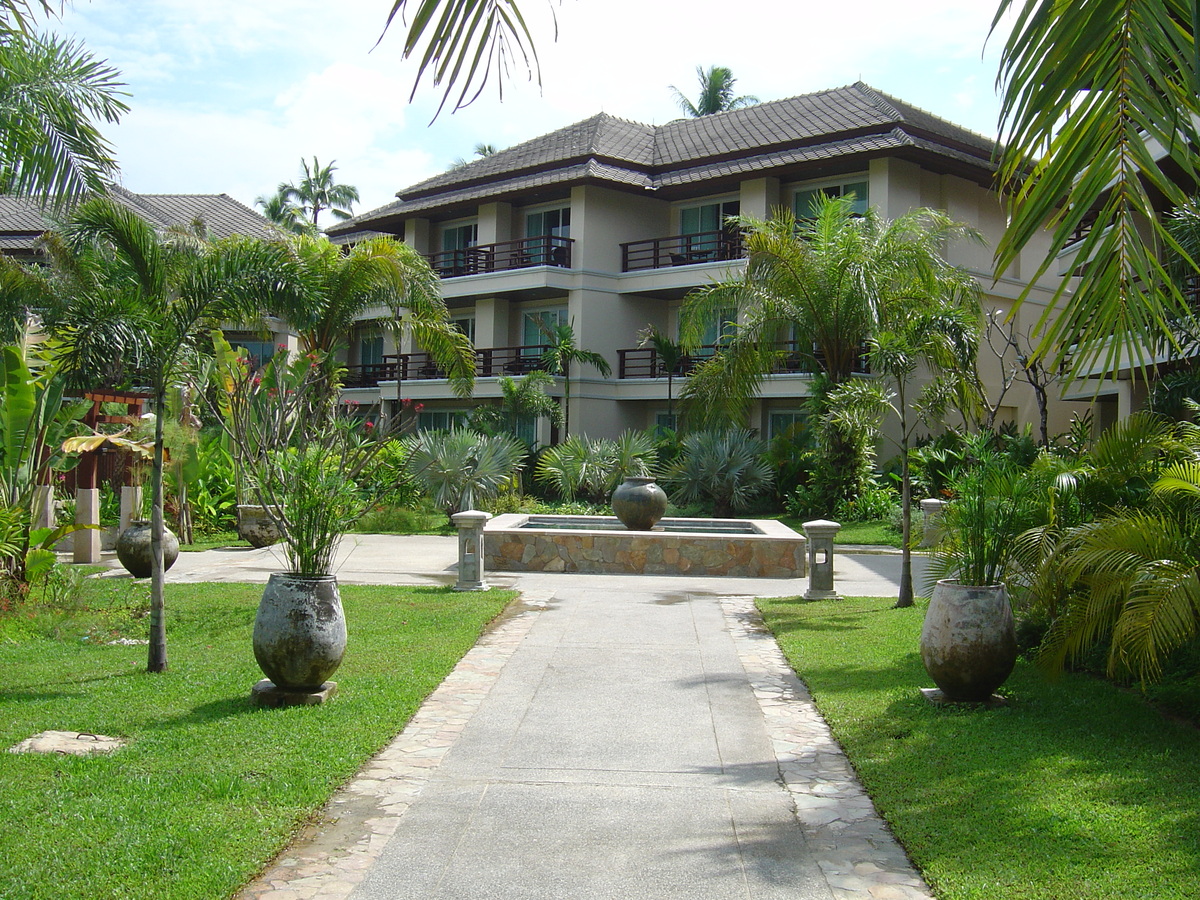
[330,82,1088,445]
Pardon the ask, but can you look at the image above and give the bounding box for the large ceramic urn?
[611,476,668,531]
[115,519,179,578]
[237,504,280,548]
[920,579,1017,702]
[253,573,347,691]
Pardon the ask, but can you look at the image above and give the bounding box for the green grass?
[777,515,904,547]
[180,530,249,551]
[758,596,1200,900]
[0,576,515,899]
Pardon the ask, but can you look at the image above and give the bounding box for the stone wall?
[485,515,806,579]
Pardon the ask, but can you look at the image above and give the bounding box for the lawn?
[0,576,515,899]
[757,597,1200,900]
[777,515,904,547]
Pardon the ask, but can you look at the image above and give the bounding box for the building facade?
[329,82,1085,444]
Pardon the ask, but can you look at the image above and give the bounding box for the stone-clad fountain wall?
[484,515,806,578]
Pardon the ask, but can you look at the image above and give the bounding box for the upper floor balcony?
[620,229,745,272]
[617,341,869,378]
[427,236,573,278]
[342,344,554,387]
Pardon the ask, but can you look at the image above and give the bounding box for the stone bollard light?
[452,510,492,591]
[918,498,948,548]
[802,519,841,601]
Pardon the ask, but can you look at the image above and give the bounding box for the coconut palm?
[637,325,689,428]
[255,188,315,236]
[41,197,304,673]
[0,29,128,206]
[278,157,360,230]
[533,317,611,439]
[669,65,758,118]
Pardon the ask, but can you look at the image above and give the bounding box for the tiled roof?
[331,82,999,235]
[0,186,277,255]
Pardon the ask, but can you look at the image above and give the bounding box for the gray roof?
[0,186,277,255]
[330,82,999,235]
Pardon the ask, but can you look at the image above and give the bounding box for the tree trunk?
[895,444,914,608]
[147,383,168,673]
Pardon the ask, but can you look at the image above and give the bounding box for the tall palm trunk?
[147,381,168,672]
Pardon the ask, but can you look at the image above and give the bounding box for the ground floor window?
[767,410,806,441]
[417,409,468,431]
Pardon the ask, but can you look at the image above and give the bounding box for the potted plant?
[922,451,1035,701]
[219,351,409,703]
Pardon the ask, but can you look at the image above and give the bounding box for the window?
[525,207,571,265]
[680,199,740,261]
[226,334,277,369]
[700,307,738,349]
[794,180,869,219]
[417,409,468,432]
[768,410,807,441]
[440,222,478,251]
[438,221,480,276]
[654,411,678,434]
[451,315,476,343]
[358,331,384,367]
[523,307,567,348]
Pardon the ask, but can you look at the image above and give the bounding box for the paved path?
[100,537,933,899]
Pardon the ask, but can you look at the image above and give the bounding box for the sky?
[53,0,1013,220]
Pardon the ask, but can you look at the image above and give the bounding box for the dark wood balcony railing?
[341,345,556,387]
[427,235,573,278]
[620,229,745,272]
[618,341,869,378]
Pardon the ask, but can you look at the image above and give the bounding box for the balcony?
[617,341,868,378]
[620,230,745,272]
[341,345,555,387]
[427,236,573,278]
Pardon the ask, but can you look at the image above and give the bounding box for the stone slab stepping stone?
[8,730,128,756]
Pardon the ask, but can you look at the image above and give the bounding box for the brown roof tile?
[330,82,999,235]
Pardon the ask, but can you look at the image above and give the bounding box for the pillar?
[73,488,101,564]
[452,510,492,591]
[802,519,841,601]
[919,499,948,549]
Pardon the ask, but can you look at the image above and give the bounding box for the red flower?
[415,403,424,412]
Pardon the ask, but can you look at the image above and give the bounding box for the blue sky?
[55,1,1010,219]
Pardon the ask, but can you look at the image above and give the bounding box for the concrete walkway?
[105,537,932,899]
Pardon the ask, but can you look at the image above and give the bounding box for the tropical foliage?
[662,429,772,517]
[992,0,1200,378]
[467,370,561,447]
[531,317,610,438]
[669,65,758,117]
[274,156,360,229]
[404,427,525,514]
[535,430,656,503]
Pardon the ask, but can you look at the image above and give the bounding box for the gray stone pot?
[237,504,280,548]
[611,476,668,531]
[920,579,1017,701]
[253,573,346,691]
[115,519,179,578]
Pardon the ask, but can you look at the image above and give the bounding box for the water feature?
[485,513,806,578]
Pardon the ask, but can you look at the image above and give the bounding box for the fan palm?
[404,427,525,514]
[278,157,360,229]
[669,65,758,117]
[663,429,773,517]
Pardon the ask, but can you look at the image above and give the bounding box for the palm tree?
[533,317,611,440]
[449,142,499,170]
[680,196,983,510]
[278,157,360,230]
[829,298,981,607]
[669,65,758,117]
[270,234,476,400]
[254,188,315,236]
[663,429,773,517]
[992,1,1200,379]
[0,28,128,206]
[404,427,525,514]
[468,369,562,448]
[637,325,688,428]
[43,197,303,673]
